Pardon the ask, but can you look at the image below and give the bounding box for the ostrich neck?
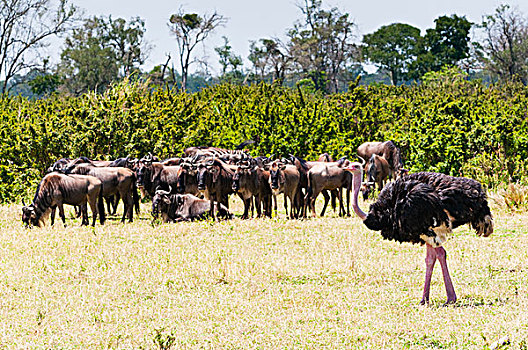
[352,170,367,220]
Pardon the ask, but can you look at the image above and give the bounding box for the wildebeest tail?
[133,179,140,214]
[98,187,106,224]
[235,140,255,150]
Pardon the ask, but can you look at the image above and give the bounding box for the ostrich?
[344,161,493,305]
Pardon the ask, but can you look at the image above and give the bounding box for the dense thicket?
[1,73,527,203]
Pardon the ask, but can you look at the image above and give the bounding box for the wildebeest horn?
[155,185,171,195]
[357,156,366,166]
[22,199,26,207]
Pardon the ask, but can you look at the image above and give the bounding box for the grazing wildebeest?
[232,163,272,219]
[196,159,235,219]
[47,158,71,173]
[22,173,104,227]
[152,190,232,222]
[357,141,404,178]
[361,154,391,200]
[64,163,137,223]
[305,157,351,217]
[267,161,301,219]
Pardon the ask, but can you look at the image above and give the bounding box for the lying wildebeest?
[232,162,272,219]
[64,163,138,223]
[361,154,391,200]
[152,189,232,222]
[357,141,404,177]
[267,160,301,219]
[22,173,105,227]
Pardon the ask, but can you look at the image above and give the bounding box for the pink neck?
[352,169,367,220]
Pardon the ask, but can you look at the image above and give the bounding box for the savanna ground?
[1,194,527,349]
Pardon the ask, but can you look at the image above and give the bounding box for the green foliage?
[2,73,528,203]
[362,23,422,85]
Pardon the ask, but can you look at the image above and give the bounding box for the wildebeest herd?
[20,140,494,304]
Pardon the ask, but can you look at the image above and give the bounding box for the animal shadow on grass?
[426,295,511,309]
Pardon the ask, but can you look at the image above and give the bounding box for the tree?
[476,4,528,84]
[0,0,76,94]
[409,15,472,79]
[362,23,422,85]
[215,36,244,83]
[287,0,357,92]
[168,10,226,91]
[59,16,148,94]
[248,38,289,84]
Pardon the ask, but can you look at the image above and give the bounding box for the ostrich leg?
[435,246,457,304]
[421,244,437,305]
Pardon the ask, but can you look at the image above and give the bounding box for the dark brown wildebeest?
[357,141,404,178]
[108,155,137,169]
[196,158,235,220]
[267,161,301,219]
[361,154,391,200]
[176,162,201,196]
[161,157,182,166]
[135,158,181,198]
[22,173,104,227]
[305,158,351,218]
[152,190,232,222]
[232,163,272,219]
[65,163,137,223]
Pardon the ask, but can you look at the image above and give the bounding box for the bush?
[2,73,528,203]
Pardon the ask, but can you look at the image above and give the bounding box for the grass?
[1,196,527,349]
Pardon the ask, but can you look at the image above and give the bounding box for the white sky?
[61,0,528,75]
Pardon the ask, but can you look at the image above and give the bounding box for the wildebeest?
[267,160,301,219]
[357,141,404,177]
[22,173,104,227]
[361,154,391,200]
[152,190,232,222]
[135,158,181,198]
[64,163,138,223]
[196,159,235,219]
[305,157,351,217]
[232,163,272,219]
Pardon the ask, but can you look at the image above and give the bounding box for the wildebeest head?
[232,163,251,192]
[21,200,37,228]
[151,187,172,218]
[268,161,286,194]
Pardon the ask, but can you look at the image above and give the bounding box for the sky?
[66,0,528,75]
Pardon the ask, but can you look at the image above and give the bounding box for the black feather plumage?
[364,172,493,245]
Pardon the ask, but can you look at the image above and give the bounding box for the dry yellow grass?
[1,196,527,349]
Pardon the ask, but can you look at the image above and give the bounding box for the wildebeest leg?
[210,196,216,220]
[338,188,345,217]
[50,206,57,226]
[283,193,288,218]
[74,205,82,218]
[81,205,89,226]
[241,196,250,219]
[58,203,67,227]
[319,190,330,217]
[255,195,262,218]
[346,186,351,217]
[273,195,278,217]
[112,193,120,215]
[106,196,113,215]
[88,194,98,227]
[125,191,134,223]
